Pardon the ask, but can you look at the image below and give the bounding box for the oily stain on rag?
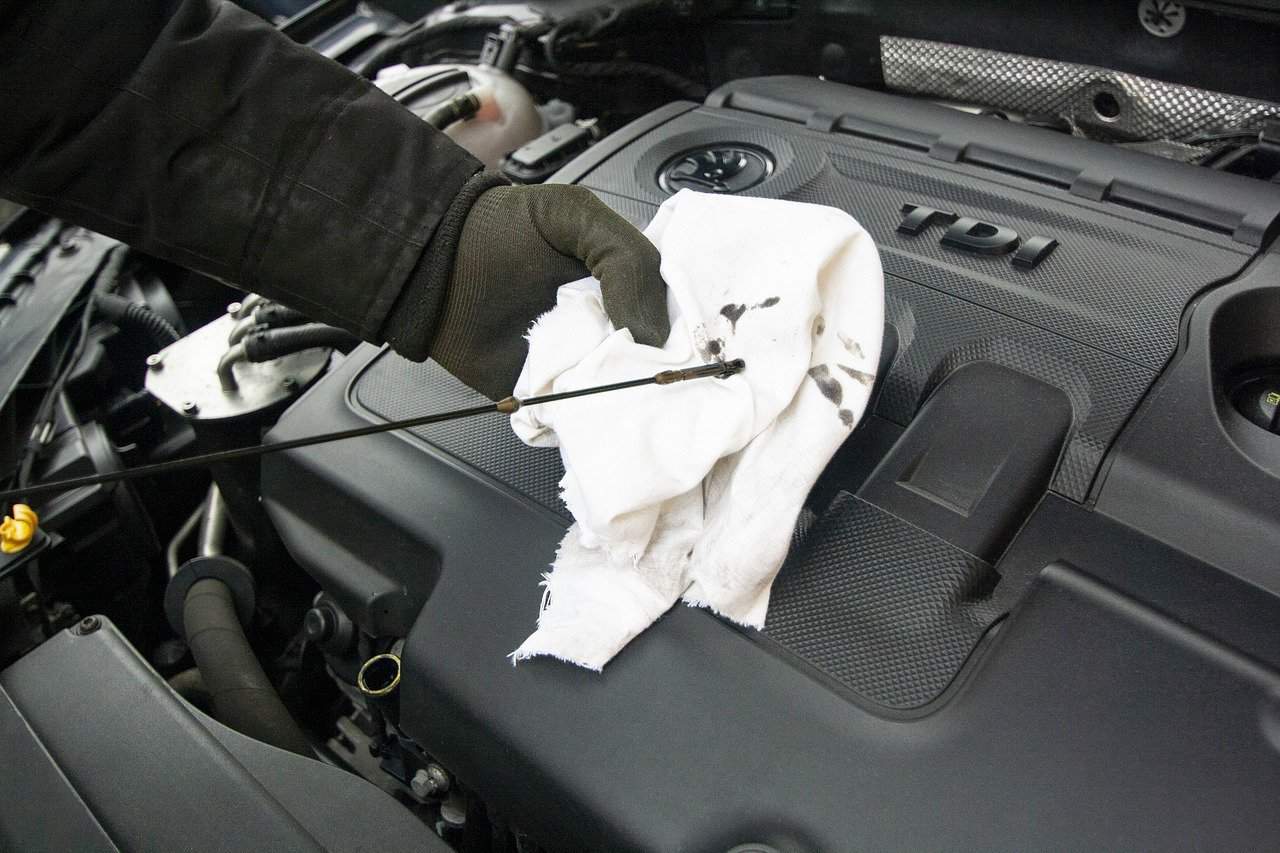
[719,296,781,332]
[807,364,855,428]
[838,364,874,387]
[837,330,864,359]
[705,296,783,359]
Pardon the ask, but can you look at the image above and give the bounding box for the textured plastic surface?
[262,80,1280,851]
[699,76,1280,246]
[764,494,1000,709]
[858,361,1072,561]
[354,271,1158,508]
[0,618,446,853]
[578,93,1251,366]
[353,354,568,516]
[0,227,117,413]
[354,357,1068,710]
[557,81,1263,498]
[1096,249,1280,595]
[268,341,1280,851]
[341,77,1263,709]
[0,688,116,852]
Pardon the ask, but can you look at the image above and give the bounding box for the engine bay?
[4,2,1280,851]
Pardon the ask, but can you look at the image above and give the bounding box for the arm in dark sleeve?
[0,0,488,357]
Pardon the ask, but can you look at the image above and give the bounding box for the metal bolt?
[280,377,298,392]
[77,615,101,635]
[180,400,199,415]
[226,301,242,316]
[146,353,163,369]
[410,764,450,798]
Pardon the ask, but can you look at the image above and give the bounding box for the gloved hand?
[428,184,670,399]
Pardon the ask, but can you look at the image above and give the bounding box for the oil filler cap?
[1231,374,1280,434]
[658,145,773,194]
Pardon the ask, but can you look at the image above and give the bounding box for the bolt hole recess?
[1093,90,1122,121]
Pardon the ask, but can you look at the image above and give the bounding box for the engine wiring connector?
[1,504,38,554]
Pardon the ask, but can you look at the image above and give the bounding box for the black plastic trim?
[707,77,1280,246]
[1095,249,1280,595]
[0,617,446,853]
[549,101,699,186]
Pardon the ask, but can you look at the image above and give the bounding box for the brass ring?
[357,652,401,698]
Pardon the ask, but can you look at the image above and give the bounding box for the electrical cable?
[0,359,745,505]
[6,245,128,513]
[541,4,707,101]
[545,57,708,100]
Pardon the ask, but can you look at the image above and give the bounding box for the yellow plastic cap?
[1,504,38,554]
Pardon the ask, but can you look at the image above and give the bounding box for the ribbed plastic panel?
[573,107,1246,498]
[462,205,1146,499]
[764,493,1002,710]
[802,148,1239,371]
[582,109,1247,371]
[352,353,569,516]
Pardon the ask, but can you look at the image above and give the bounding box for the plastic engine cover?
[263,78,1280,851]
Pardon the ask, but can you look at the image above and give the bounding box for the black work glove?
[428,184,670,399]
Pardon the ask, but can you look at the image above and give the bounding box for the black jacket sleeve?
[0,0,485,355]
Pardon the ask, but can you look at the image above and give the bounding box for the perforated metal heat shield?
[880,36,1280,145]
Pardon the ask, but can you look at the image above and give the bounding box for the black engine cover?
[264,79,1280,851]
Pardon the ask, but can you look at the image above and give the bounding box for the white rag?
[509,189,884,670]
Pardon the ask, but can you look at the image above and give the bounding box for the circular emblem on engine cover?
[657,145,774,194]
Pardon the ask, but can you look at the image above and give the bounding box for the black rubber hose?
[253,304,309,328]
[183,578,313,757]
[94,242,130,293]
[11,245,125,500]
[424,91,482,131]
[242,323,360,362]
[550,58,707,100]
[94,292,180,349]
[542,6,707,101]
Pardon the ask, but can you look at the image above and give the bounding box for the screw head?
[77,615,101,635]
[146,353,163,369]
[410,765,450,798]
[226,301,243,316]
[180,400,199,415]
